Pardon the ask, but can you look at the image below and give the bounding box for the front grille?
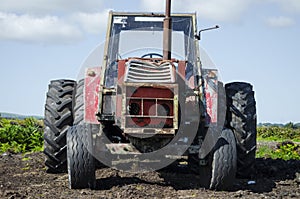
[125,60,175,83]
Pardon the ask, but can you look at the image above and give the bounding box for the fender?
[84,67,101,124]
[199,69,227,159]
[203,69,218,124]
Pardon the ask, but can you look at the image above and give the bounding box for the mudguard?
[198,69,225,159]
[84,67,101,124]
[203,69,219,124]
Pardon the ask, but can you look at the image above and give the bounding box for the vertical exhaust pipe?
[163,0,172,60]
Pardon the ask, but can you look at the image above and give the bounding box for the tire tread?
[44,79,75,173]
[225,82,257,178]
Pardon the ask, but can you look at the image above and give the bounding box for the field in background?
[0,118,43,153]
[0,117,299,160]
[257,124,300,160]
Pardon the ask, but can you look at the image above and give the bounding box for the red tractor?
[44,1,256,190]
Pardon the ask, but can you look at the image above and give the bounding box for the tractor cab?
[102,12,200,88]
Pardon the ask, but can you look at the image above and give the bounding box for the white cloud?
[265,16,295,27]
[140,0,252,22]
[0,0,104,14]
[0,0,109,43]
[72,10,110,34]
[0,12,82,44]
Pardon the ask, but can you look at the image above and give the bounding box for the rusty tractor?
[44,0,256,190]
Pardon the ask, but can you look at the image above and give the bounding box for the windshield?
[118,30,185,59]
[108,15,194,60]
[104,14,197,87]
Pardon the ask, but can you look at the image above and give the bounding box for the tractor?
[44,0,256,190]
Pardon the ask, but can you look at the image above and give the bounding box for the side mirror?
[195,25,220,40]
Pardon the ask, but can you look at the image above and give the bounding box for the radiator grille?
[125,60,175,83]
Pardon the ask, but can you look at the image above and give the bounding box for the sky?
[0,0,299,123]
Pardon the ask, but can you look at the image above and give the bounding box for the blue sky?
[0,0,299,123]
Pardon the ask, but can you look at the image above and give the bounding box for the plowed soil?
[0,150,299,199]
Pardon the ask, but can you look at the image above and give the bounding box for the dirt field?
[0,150,299,199]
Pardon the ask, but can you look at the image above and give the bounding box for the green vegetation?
[256,142,300,160]
[0,118,43,153]
[257,124,300,160]
[0,116,300,161]
[257,125,300,142]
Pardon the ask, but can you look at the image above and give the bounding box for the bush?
[0,118,43,153]
[257,126,300,142]
[275,141,300,160]
[256,141,300,160]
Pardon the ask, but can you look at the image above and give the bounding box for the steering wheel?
[141,53,163,59]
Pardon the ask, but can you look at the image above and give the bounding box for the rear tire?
[67,125,96,189]
[225,82,257,178]
[44,79,75,173]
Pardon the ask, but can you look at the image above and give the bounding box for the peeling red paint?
[84,67,101,124]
